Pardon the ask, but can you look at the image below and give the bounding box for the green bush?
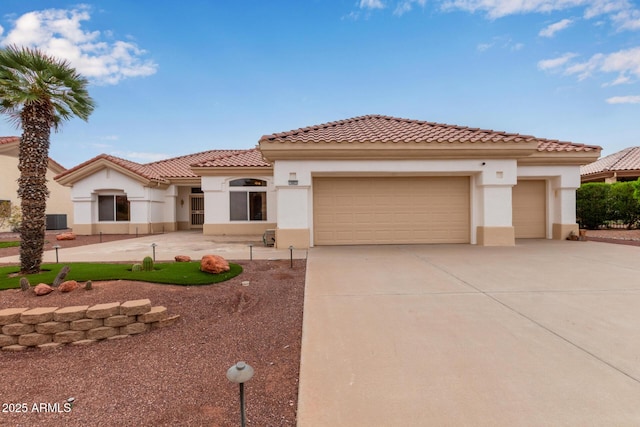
[608,181,640,228]
[576,183,610,229]
[142,256,154,272]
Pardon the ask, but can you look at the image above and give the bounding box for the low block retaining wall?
[0,299,180,352]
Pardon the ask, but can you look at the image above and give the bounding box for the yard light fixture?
[53,244,61,263]
[288,245,294,269]
[226,361,254,427]
[248,243,253,261]
[151,243,157,261]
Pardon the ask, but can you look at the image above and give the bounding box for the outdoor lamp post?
[151,243,157,261]
[53,244,61,263]
[226,361,254,427]
[248,243,253,261]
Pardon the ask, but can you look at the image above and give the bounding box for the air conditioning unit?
[46,214,67,230]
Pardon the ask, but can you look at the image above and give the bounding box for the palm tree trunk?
[18,102,52,274]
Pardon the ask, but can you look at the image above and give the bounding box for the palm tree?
[0,45,95,274]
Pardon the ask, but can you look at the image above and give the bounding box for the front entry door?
[190,195,204,229]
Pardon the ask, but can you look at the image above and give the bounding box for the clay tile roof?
[55,149,259,183]
[55,153,166,182]
[193,149,271,168]
[259,114,601,152]
[581,147,640,176]
[0,136,20,145]
[146,149,242,178]
[1,136,66,172]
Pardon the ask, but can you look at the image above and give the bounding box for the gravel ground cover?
[0,257,305,426]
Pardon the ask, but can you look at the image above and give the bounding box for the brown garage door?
[313,176,470,245]
[512,180,546,238]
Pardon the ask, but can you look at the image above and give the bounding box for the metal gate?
[190,195,204,228]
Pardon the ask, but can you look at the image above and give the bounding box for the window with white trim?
[229,179,267,221]
[98,195,130,221]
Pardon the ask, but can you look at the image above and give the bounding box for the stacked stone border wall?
[0,299,180,352]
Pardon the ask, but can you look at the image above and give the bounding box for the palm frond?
[0,44,95,129]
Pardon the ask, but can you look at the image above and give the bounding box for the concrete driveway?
[297,240,640,426]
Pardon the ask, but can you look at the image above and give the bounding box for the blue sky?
[1,1,639,168]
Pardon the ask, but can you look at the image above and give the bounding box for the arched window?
[229,179,267,221]
[229,178,267,187]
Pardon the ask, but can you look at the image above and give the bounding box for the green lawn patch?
[0,262,242,290]
[0,241,20,249]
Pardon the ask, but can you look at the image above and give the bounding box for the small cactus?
[131,263,142,272]
[52,265,70,287]
[84,280,92,290]
[20,277,30,292]
[142,256,154,272]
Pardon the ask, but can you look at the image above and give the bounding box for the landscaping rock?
[0,334,18,346]
[200,254,230,274]
[54,330,85,344]
[86,302,120,319]
[34,283,54,296]
[175,255,191,262]
[54,306,89,322]
[18,333,52,347]
[59,280,79,293]
[56,232,76,241]
[20,307,58,324]
[36,322,69,334]
[138,306,167,323]
[120,299,151,316]
[0,308,28,326]
[2,323,34,336]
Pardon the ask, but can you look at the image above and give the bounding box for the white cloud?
[110,151,171,163]
[539,18,574,37]
[440,0,640,33]
[477,42,493,52]
[606,95,640,103]
[394,0,428,16]
[440,0,585,19]
[0,6,157,85]
[537,52,578,70]
[360,0,385,9]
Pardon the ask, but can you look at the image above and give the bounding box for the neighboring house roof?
[55,149,270,186]
[581,146,640,182]
[0,136,67,174]
[259,115,601,164]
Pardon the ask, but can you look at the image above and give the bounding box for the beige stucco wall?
[0,154,73,232]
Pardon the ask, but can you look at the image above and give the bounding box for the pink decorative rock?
[56,232,76,241]
[59,280,79,293]
[34,284,54,296]
[200,255,230,274]
[175,255,191,262]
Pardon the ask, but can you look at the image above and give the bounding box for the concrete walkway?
[0,231,308,263]
[298,240,640,426]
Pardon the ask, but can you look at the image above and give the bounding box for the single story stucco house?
[55,115,601,248]
[1,136,73,232]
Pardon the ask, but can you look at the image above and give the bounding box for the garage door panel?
[513,180,546,239]
[313,176,470,245]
